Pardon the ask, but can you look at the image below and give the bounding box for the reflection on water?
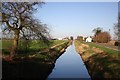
[48,42,91,79]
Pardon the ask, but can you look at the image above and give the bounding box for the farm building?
[86,37,92,42]
[58,38,62,40]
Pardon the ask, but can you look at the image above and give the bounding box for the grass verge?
[2,40,70,79]
[74,40,120,79]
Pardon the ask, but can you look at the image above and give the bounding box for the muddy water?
[48,42,91,79]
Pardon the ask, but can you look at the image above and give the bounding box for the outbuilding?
[86,37,92,42]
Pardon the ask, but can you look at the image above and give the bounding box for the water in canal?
[48,42,91,79]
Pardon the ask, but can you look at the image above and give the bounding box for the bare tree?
[92,27,103,37]
[70,36,73,40]
[77,36,83,42]
[2,2,50,57]
[114,12,120,40]
[92,27,103,42]
[114,24,120,40]
[95,32,111,43]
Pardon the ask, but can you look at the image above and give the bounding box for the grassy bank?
[2,40,70,80]
[2,40,67,55]
[74,40,120,79]
[84,42,119,55]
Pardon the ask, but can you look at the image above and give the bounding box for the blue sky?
[33,2,118,39]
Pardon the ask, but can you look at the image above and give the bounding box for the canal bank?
[74,40,120,80]
[48,42,91,79]
[2,41,70,80]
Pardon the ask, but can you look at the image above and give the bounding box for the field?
[2,39,70,79]
[74,40,120,79]
[2,39,70,64]
[2,39,68,55]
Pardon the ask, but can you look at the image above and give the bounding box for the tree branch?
[6,21,14,30]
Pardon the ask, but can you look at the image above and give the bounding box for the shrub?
[77,36,83,42]
[94,32,111,43]
[114,41,120,46]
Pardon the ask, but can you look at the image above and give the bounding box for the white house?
[86,37,92,42]
[58,38,62,40]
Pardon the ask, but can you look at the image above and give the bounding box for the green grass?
[21,40,67,50]
[74,40,94,55]
[2,40,67,49]
[2,40,69,79]
[12,40,69,63]
[75,40,120,78]
[84,42,119,55]
[2,39,68,55]
[2,40,13,49]
[49,40,67,46]
[75,40,119,56]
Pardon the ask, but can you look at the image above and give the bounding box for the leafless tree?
[114,12,120,40]
[2,2,50,57]
[77,36,83,42]
[70,36,73,40]
[92,27,103,37]
[95,32,111,43]
[92,27,103,42]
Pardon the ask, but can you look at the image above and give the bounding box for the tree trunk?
[11,30,19,57]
